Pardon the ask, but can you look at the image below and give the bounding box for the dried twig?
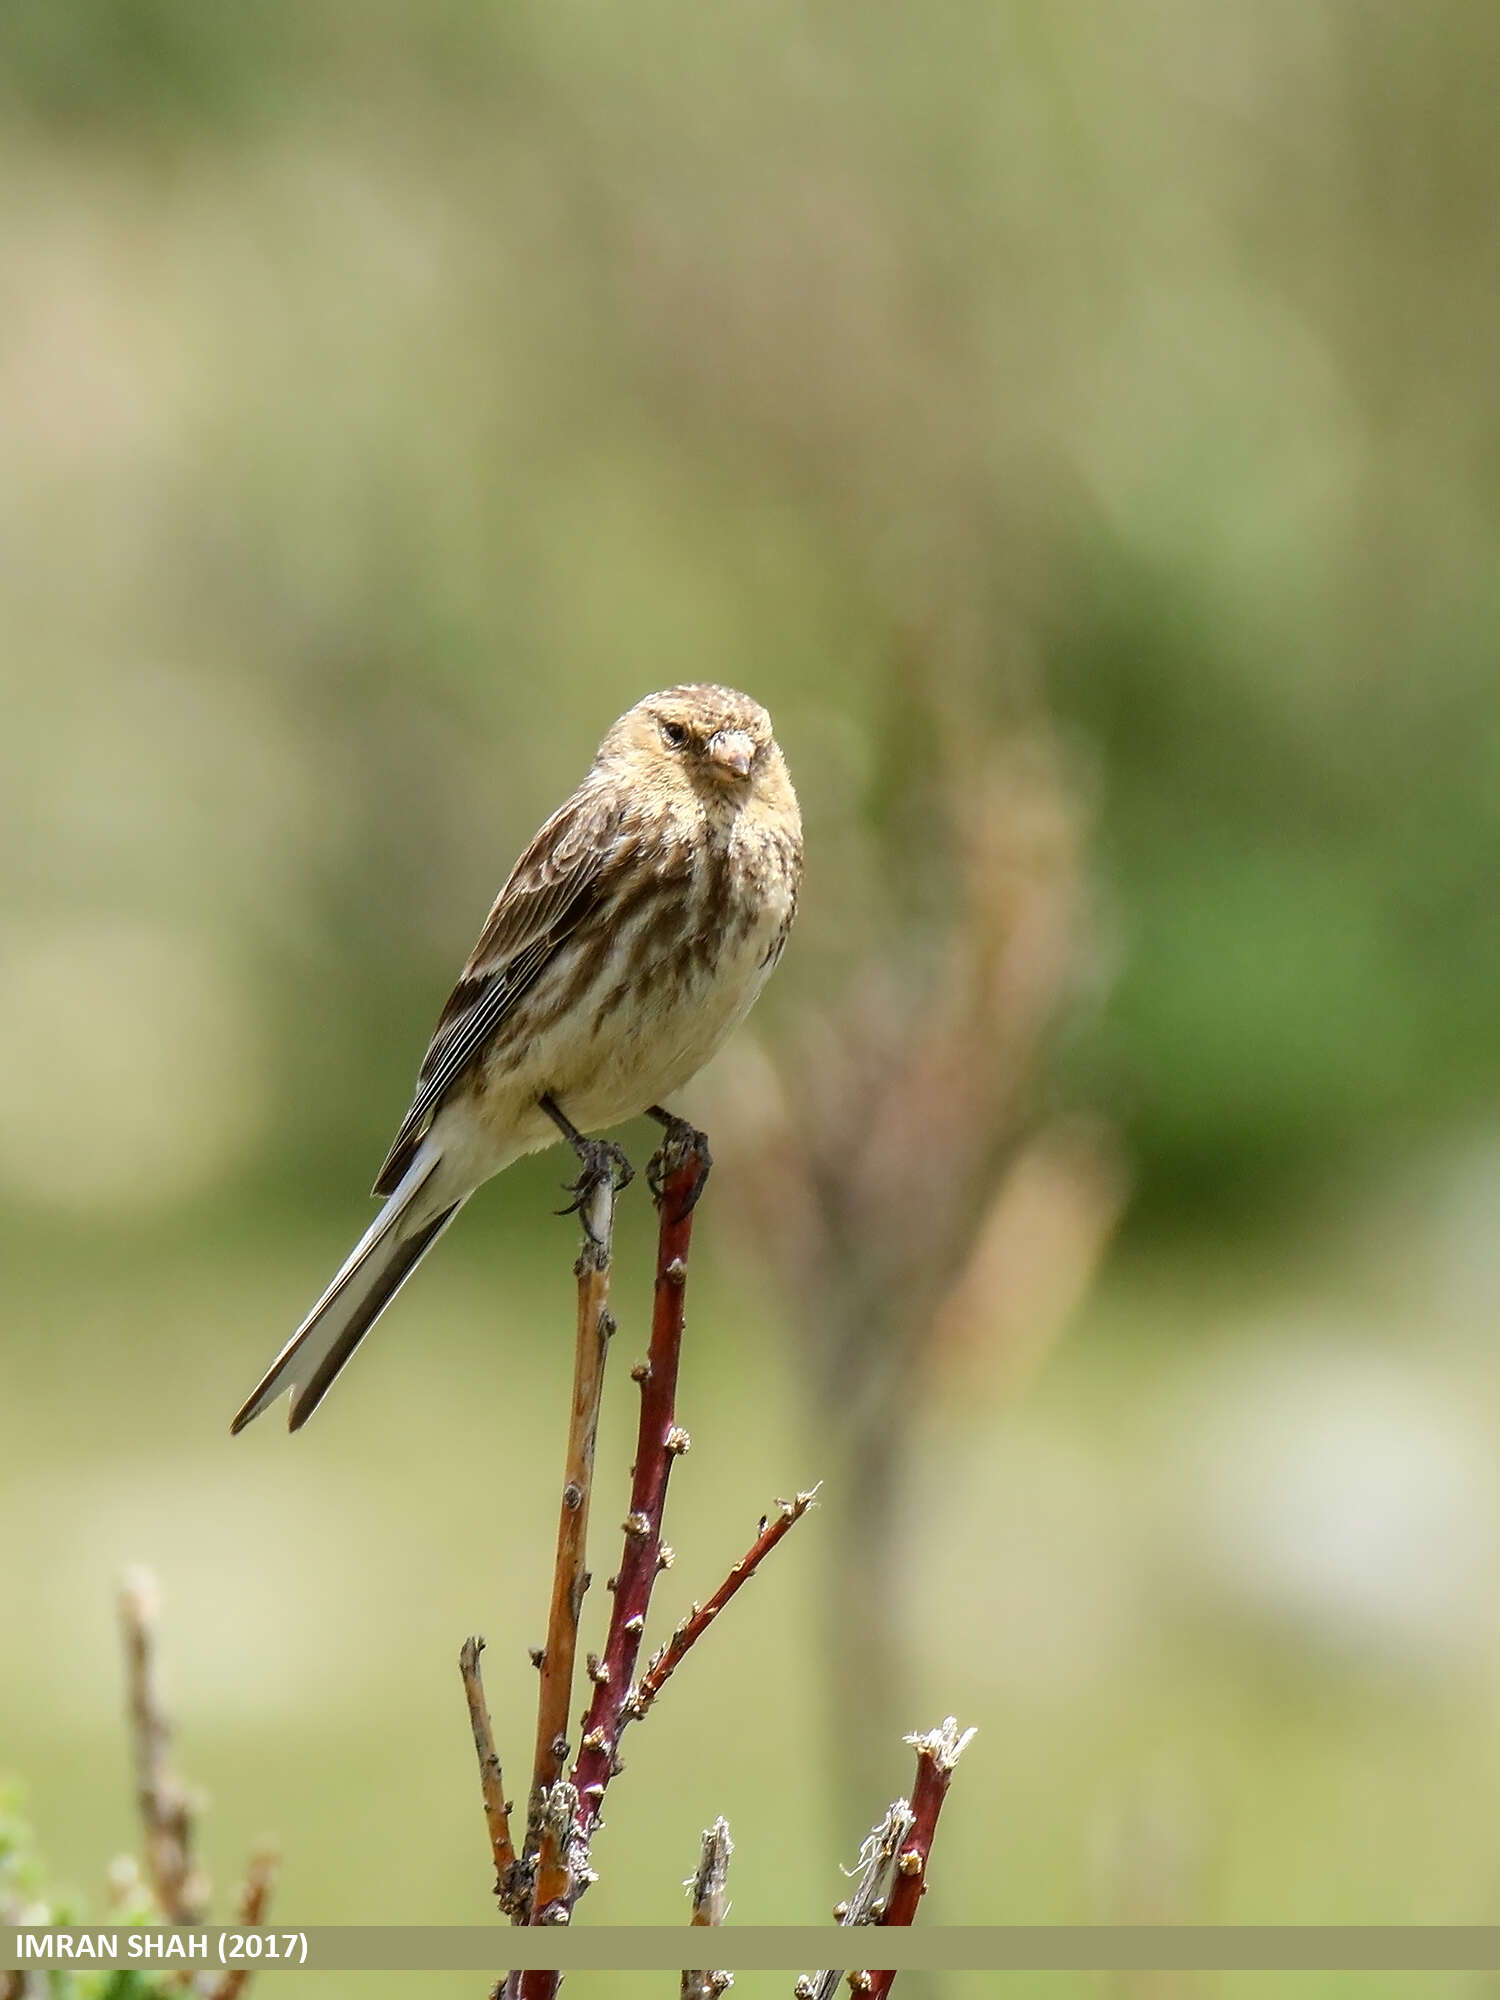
[460,1636,521,1915]
[797,1718,973,2000]
[529,1171,617,1919]
[119,1569,205,1927]
[683,1816,734,1998]
[858,1718,975,1998]
[507,1129,707,1996]
[795,1802,915,2000]
[633,1490,818,1719]
[208,1846,279,2000]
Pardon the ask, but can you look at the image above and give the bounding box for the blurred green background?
[4,1,1500,1995]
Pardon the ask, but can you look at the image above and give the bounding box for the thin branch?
[633,1490,818,1720]
[859,1718,976,1998]
[569,1130,706,1852]
[532,1178,617,1800]
[460,1636,522,1915]
[207,1845,279,2000]
[528,1169,617,1922]
[509,1129,708,1998]
[794,1802,916,2000]
[683,1816,734,1998]
[119,1568,206,1926]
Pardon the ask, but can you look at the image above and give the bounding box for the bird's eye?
[659,719,690,751]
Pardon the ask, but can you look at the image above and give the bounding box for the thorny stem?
[459,1636,521,1915]
[529,1171,617,1920]
[859,1719,976,1998]
[795,1803,915,2000]
[120,1569,205,1927]
[683,1816,734,1998]
[568,1129,706,1848]
[508,1130,707,1998]
[797,1719,973,2000]
[633,1489,819,1718]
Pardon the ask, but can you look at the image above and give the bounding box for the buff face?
[232,684,802,1434]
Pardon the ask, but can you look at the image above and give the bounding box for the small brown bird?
[232,685,801,1433]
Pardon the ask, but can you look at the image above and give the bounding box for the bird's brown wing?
[372,784,622,1195]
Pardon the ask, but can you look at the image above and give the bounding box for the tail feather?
[231,1151,465,1434]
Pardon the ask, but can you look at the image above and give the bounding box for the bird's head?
[602,684,787,812]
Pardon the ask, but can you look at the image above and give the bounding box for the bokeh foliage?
[4,4,1500,1994]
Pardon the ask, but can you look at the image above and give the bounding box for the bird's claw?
[557,1139,635,1241]
[647,1117,713,1213]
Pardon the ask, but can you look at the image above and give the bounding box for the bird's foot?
[557,1138,634,1241]
[645,1107,712,1213]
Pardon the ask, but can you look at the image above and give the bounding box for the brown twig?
[633,1489,819,1719]
[460,1636,521,1914]
[858,1718,975,1997]
[119,1568,206,1927]
[527,1171,616,1921]
[683,1816,734,1998]
[207,1846,279,2000]
[531,1174,617,1829]
[508,1129,707,1996]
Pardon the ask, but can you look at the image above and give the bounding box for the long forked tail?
[231,1150,466,1434]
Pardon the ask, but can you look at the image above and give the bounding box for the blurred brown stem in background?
[120,1567,207,1929]
[211,1847,281,2000]
[117,1569,279,1996]
[710,660,1123,1817]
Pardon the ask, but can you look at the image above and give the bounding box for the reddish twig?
[795,1803,915,2000]
[632,1489,819,1719]
[459,1635,521,1915]
[119,1569,206,1927]
[529,1172,617,1920]
[568,1132,704,1840]
[859,1718,975,1997]
[796,1719,973,2000]
[509,1130,706,1997]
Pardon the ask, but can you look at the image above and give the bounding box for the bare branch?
[857,1718,975,1998]
[119,1568,206,1927]
[460,1636,522,1915]
[683,1815,734,1998]
[568,1129,707,1849]
[531,1175,617,1816]
[795,1801,915,2000]
[508,1130,708,1998]
[633,1491,819,1720]
[688,1814,733,1927]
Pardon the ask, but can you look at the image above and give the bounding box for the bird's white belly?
[466,889,786,1164]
